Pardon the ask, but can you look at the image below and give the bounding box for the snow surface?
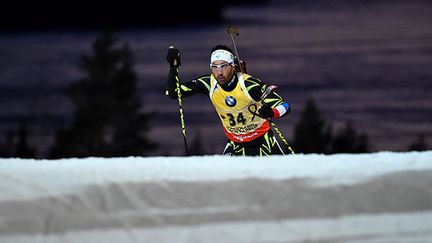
[0,151,431,242]
[1,151,431,201]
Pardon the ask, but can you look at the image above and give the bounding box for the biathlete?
[166,45,291,156]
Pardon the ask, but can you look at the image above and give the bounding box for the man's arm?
[165,47,211,99]
[245,76,291,119]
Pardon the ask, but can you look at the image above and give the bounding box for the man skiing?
[165,45,291,156]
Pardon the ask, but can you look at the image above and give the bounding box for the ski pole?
[169,45,189,155]
[270,121,295,155]
[261,86,295,155]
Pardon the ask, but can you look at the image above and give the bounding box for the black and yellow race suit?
[166,67,291,156]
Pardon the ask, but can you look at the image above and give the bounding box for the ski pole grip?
[226,26,239,36]
[168,45,178,67]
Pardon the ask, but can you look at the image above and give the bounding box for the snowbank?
[0,151,431,242]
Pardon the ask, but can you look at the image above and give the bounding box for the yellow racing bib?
[209,73,269,142]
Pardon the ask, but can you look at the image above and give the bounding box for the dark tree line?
[50,31,157,158]
[0,31,158,159]
[290,98,429,154]
[0,124,35,158]
[293,99,333,154]
[408,134,428,151]
[293,99,370,154]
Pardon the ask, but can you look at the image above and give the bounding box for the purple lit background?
[0,1,431,156]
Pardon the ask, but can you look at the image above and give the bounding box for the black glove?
[167,46,181,68]
[258,103,274,119]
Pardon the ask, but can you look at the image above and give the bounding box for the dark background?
[1,0,225,31]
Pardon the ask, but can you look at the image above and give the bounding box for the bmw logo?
[225,96,236,107]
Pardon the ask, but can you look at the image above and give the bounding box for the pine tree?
[189,131,205,155]
[50,31,157,158]
[331,121,369,154]
[15,123,36,158]
[293,98,332,154]
[408,134,428,151]
[0,131,14,158]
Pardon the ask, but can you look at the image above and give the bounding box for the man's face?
[210,61,235,85]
